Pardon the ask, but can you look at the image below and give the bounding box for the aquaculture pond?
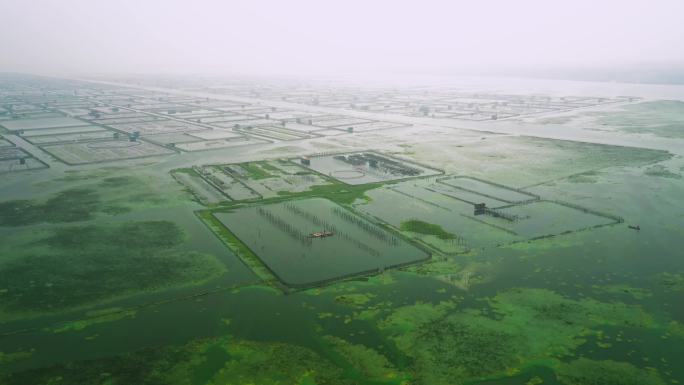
[213,198,430,287]
[299,152,442,185]
[0,116,91,131]
[438,176,538,203]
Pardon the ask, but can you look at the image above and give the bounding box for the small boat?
[309,231,334,238]
[628,225,641,231]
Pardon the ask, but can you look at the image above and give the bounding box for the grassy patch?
[239,162,275,180]
[172,167,198,175]
[277,181,380,205]
[400,220,457,240]
[258,161,285,174]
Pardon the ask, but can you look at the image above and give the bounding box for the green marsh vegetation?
[0,188,101,226]
[321,335,408,383]
[238,162,276,180]
[0,220,224,319]
[257,161,285,174]
[0,173,187,227]
[0,335,406,385]
[371,287,673,384]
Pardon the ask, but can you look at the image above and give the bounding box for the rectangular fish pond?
[294,151,442,185]
[213,197,430,288]
[437,176,539,203]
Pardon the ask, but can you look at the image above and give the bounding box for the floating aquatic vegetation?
[381,306,521,384]
[198,339,350,385]
[379,301,457,337]
[0,221,225,318]
[322,335,407,382]
[667,321,684,339]
[402,257,492,291]
[555,358,666,385]
[491,288,656,330]
[305,271,397,297]
[353,302,394,322]
[376,288,661,384]
[0,188,102,226]
[0,171,186,227]
[334,293,376,307]
[656,272,684,292]
[402,257,462,276]
[591,284,653,300]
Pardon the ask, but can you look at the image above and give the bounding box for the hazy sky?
[1,0,683,77]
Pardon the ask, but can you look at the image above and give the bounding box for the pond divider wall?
[436,175,540,204]
[545,199,624,224]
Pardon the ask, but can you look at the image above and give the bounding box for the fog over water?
[1,0,683,81]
